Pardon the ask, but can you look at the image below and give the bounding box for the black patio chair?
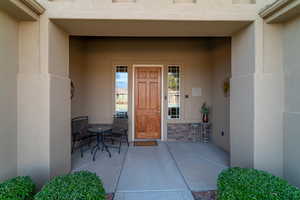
[71,116,95,157]
[105,116,129,154]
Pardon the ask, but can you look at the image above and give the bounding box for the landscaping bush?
[34,171,105,200]
[218,167,300,200]
[0,176,36,200]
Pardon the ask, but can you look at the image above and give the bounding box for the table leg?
[92,132,112,161]
[92,135,101,161]
[101,134,111,158]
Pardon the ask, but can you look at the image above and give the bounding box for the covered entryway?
[69,36,232,145]
[18,15,283,193]
[63,19,256,191]
[67,30,234,198]
[67,28,235,199]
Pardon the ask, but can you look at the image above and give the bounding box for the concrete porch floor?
[72,142,229,200]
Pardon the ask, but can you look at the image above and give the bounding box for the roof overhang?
[52,19,252,37]
[0,0,45,21]
[259,0,300,23]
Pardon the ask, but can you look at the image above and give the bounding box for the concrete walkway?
[72,142,229,200]
[72,145,127,193]
[114,143,193,200]
[168,142,229,191]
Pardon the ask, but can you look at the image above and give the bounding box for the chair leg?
[126,135,129,147]
[71,141,75,154]
[71,136,77,154]
[77,140,84,158]
[88,137,91,147]
[119,138,122,154]
[80,145,84,158]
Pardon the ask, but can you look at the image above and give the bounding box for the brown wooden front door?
[135,67,161,139]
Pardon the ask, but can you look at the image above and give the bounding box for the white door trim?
[132,64,164,141]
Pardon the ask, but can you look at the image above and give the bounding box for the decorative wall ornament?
[223,77,230,97]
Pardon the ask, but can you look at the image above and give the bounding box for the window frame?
[167,65,181,120]
[114,65,129,116]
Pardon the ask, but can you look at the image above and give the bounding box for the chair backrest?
[115,112,128,119]
[71,116,89,136]
[112,117,128,134]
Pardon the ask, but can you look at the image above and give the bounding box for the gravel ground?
[192,190,217,200]
[106,193,114,200]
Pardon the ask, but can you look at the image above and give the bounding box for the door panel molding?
[132,64,164,141]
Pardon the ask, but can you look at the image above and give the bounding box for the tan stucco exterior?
[0,0,300,189]
[0,10,19,181]
[230,23,255,169]
[282,15,300,187]
[211,38,231,152]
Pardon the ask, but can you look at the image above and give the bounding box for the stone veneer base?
[167,123,202,142]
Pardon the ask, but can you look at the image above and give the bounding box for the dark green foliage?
[34,171,105,200]
[218,167,300,200]
[0,176,36,200]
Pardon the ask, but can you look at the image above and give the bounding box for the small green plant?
[200,102,209,114]
[34,171,105,200]
[0,176,36,200]
[218,167,300,200]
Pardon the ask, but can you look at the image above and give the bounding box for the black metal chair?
[105,116,129,154]
[71,116,95,157]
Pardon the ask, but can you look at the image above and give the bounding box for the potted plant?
[201,102,209,123]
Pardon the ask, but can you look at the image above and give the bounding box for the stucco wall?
[17,17,71,186]
[254,21,284,177]
[283,15,300,187]
[231,19,284,177]
[48,20,71,179]
[70,38,85,118]
[37,0,257,22]
[18,18,51,187]
[211,38,231,152]
[231,23,255,168]
[70,37,230,143]
[0,10,18,181]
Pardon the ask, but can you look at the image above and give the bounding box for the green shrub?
[34,171,105,200]
[0,176,36,200]
[218,167,300,200]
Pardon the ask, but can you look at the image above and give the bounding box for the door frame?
[132,64,164,141]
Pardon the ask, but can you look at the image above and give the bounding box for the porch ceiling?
[52,19,251,37]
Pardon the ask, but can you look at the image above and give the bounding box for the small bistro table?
[88,125,112,161]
